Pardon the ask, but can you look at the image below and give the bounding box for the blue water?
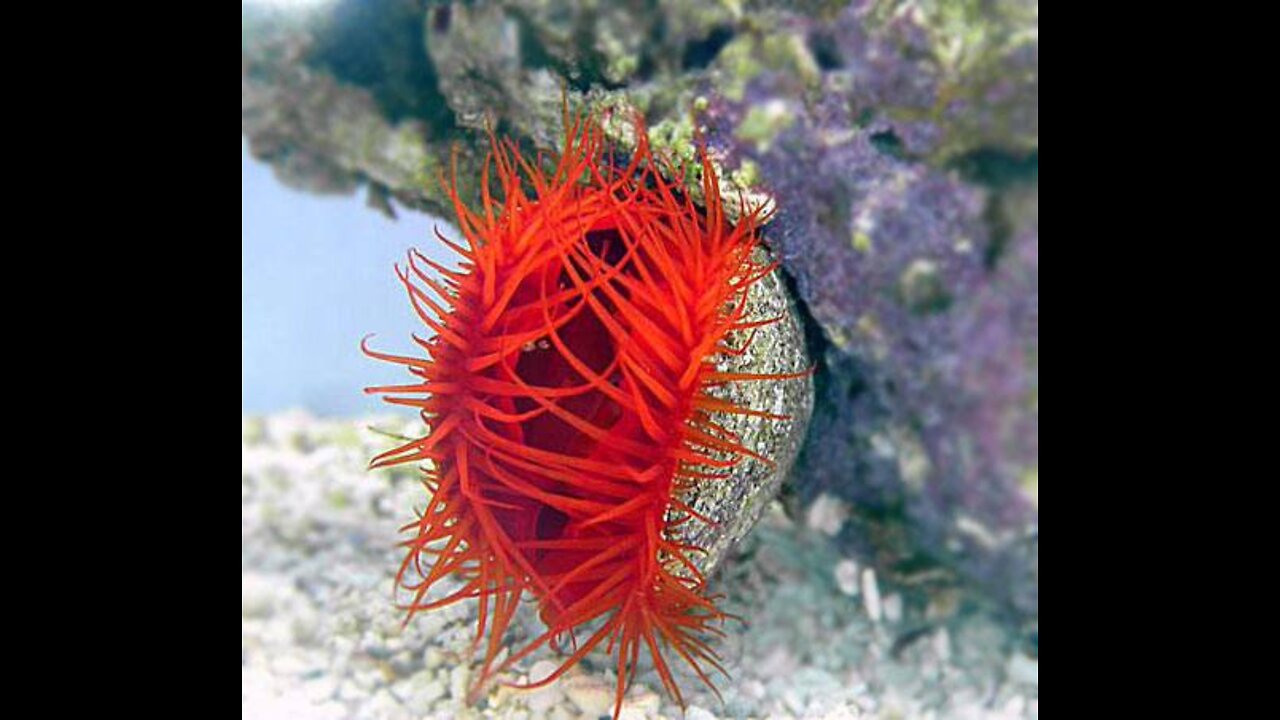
[242,142,457,416]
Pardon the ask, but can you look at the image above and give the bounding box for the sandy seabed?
[243,411,1037,720]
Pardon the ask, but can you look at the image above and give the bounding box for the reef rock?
[243,0,1038,639]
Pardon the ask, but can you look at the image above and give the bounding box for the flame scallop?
[363,110,812,718]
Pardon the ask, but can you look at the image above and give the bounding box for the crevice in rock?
[682,25,736,70]
[310,0,456,136]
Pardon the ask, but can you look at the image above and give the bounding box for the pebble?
[352,668,384,691]
[1007,653,1038,686]
[243,416,267,444]
[758,646,797,676]
[406,673,447,705]
[269,650,315,677]
[449,665,470,701]
[526,683,562,715]
[861,568,882,623]
[1002,695,1027,715]
[882,593,903,624]
[337,679,365,702]
[528,659,561,684]
[932,628,952,662]
[524,660,565,713]
[365,688,409,720]
[806,493,849,536]
[782,688,806,715]
[299,675,337,703]
[686,706,717,720]
[564,674,615,717]
[242,573,280,618]
[414,610,448,638]
[620,688,660,719]
[834,559,860,596]
[290,605,320,645]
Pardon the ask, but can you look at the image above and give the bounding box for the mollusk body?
[363,112,810,716]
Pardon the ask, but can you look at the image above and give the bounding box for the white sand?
[243,411,1037,719]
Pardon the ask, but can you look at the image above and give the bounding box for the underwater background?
[243,0,1037,718]
[242,139,446,416]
